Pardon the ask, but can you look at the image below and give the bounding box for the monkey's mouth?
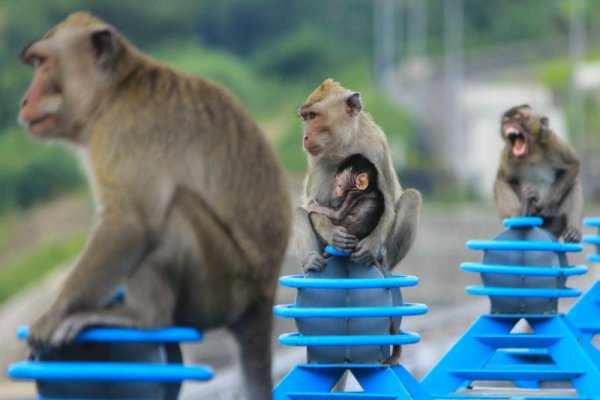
[505,128,527,157]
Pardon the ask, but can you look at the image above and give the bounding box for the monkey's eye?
[31,56,47,68]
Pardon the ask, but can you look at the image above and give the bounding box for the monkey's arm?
[493,161,522,218]
[541,144,581,214]
[307,201,340,220]
[309,211,357,253]
[29,206,148,348]
[308,192,364,221]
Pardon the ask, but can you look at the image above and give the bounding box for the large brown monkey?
[294,79,421,272]
[494,104,582,242]
[18,12,291,399]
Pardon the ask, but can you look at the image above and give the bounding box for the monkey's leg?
[294,207,327,272]
[384,188,422,270]
[174,186,280,398]
[546,181,583,242]
[28,210,148,352]
[47,248,176,347]
[229,297,274,400]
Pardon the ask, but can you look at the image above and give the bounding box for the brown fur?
[19,12,291,399]
[294,79,421,274]
[494,104,582,242]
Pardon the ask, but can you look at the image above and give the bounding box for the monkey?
[307,153,384,248]
[18,12,291,399]
[494,104,583,243]
[293,78,422,273]
[307,153,401,365]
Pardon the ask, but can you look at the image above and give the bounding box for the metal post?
[443,0,464,179]
[568,0,586,155]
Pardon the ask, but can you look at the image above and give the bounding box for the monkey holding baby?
[296,80,420,365]
[18,12,291,399]
[295,79,422,273]
[494,104,583,242]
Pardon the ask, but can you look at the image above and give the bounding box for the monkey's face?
[500,105,535,158]
[299,105,331,156]
[334,168,354,199]
[19,14,117,142]
[334,168,368,199]
[502,120,528,157]
[299,81,363,157]
[19,40,66,139]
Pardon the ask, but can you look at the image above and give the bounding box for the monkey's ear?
[345,92,362,117]
[356,172,369,190]
[91,28,118,69]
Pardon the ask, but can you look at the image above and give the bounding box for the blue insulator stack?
[422,217,600,398]
[273,246,430,399]
[582,217,600,263]
[7,326,213,400]
[564,217,600,367]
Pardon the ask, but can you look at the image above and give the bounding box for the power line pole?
[443,0,464,177]
[568,0,586,154]
[373,0,397,87]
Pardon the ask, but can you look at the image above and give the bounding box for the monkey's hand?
[330,226,358,253]
[563,226,582,243]
[521,186,541,216]
[28,310,65,354]
[306,200,324,214]
[351,236,379,267]
[303,251,327,273]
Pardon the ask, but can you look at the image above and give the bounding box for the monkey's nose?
[21,96,28,107]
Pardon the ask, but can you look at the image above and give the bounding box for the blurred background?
[1,0,600,398]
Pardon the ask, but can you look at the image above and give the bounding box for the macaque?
[18,12,291,399]
[294,78,421,272]
[494,104,582,242]
[307,153,401,365]
[307,153,384,248]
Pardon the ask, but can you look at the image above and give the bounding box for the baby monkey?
[307,153,384,254]
[308,153,401,365]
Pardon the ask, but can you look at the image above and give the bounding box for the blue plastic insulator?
[588,254,600,263]
[467,240,582,253]
[583,235,600,246]
[8,361,213,382]
[503,217,544,228]
[466,285,582,298]
[274,303,428,319]
[16,325,203,343]
[324,245,351,256]
[278,274,419,289]
[583,217,600,227]
[460,262,588,277]
[278,332,421,347]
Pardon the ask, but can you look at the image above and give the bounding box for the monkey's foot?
[383,347,401,366]
[28,313,63,356]
[563,226,582,243]
[304,252,326,273]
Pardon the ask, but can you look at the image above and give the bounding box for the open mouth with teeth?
[505,128,527,157]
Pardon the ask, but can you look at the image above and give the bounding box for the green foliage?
[253,27,343,84]
[537,60,571,90]
[0,130,83,211]
[0,234,85,303]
